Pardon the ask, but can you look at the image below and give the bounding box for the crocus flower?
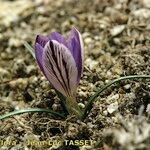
[34,27,83,117]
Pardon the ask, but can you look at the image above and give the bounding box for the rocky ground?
[0,0,150,149]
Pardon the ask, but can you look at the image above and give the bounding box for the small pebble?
[103,110,108,116]
[142,0,150,8]
[132,8,150,19]
[52,103,60,111]
[0,67,9,76]
[124,84,131,90]
[110,25,125,36]
[78,91,87,97]
[84,37,92,44]
[107,94,119,103]
[85,58,98,70]
[146,104,150,115]
[78,103,85,109]
[26,65,36,74]
[9,78,28,89]
[107,102,118,114]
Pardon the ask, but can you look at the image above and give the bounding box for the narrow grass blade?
[0,108,65,120]
[82,75,150,120]
[24,42,35,59]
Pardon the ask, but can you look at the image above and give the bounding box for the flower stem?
[82,75,150,120]
[66,96,83,119]
[56,90,69,116]
[0,108,65,120]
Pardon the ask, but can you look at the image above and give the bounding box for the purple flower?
[34,28,83,98]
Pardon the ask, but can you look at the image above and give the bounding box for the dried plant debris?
[0,0,150,149]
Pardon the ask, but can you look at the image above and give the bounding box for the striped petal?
[35,35,49,48]
[67,28,84,83]
[48,32,67,46]
[42,40,78,97]
[35,43,45,75]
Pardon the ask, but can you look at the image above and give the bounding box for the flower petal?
[67,28,84,83]
[48,32,67,46]
[43,40,78,97]
[35,43,45,74]
[35,35,49,48]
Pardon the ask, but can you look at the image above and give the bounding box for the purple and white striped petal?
[42,40,78,97]
[66,28,84,83]
[35,35,49,48]
[48,32,67,46]
[35,43,45,75]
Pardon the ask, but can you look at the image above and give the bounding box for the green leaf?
[0,108,65,120]
[24,42,35,59]
[82,75,150,120]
